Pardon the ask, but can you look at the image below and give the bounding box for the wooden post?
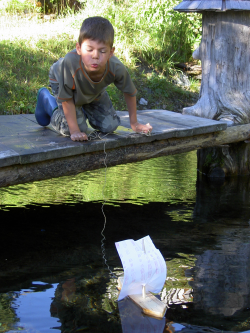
[197,141,250,177]
[174,1,250,176]
[183,11,250,124]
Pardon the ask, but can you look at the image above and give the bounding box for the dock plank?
[0,114,40,137]
[136,110,225,135]
[118,110,227,138]
[0,109,244,187]
[0,110,227,168]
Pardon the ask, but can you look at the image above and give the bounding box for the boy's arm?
[123,93,153,133]
[62,99,88,141]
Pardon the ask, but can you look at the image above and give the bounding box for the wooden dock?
[0,109,250,187]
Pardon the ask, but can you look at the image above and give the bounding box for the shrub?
[72,0,202,66]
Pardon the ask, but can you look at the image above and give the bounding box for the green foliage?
[73,0,202,65]
[39,0,83,16]
[0,0,85,16]
[0,35,76,114]
[147,73,171,99]
[163,253,196,291]
[0,293,18,332]
[0,0,201,114]
[188,77,201,92]
[0,0,40,15]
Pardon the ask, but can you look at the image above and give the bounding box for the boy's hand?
[123,93,153,134]
[62,99,88,142]
[131,122,153,134]
[70,131,88,141]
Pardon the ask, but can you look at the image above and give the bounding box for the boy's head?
[78,16,114,48]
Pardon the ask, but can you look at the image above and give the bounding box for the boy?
[35,16,152,141]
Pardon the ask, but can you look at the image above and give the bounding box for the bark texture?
[183,11,250,125]
[197,141,250,177]
[184,11,250,176]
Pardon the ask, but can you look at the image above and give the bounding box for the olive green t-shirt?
[49,49,137,106]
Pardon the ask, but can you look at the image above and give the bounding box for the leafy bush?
[0,0,201,114]
[72,0,202,66]
[0,0,84,15]
[0,0,39,14]
[37,0,84,15]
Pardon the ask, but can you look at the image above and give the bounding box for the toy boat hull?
[118,276,167,319]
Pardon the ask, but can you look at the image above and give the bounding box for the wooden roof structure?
[174,0,250,12]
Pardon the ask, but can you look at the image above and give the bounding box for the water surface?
[1,151,250,333]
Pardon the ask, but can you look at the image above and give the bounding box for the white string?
[87,130,117,278]
[197,168,207,176]
[87,129,151,279]
[100,141,118,279]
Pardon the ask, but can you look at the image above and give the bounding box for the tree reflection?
[0,292,18,332]
[186,176,250,331]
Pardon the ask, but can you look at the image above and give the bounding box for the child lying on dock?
[35,16,152,141]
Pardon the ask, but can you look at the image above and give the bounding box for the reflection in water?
[0,293,18,332]
[0,152,197,207]
[14,282,58,332]
[118,297,166,333]
[50,272,122,333]
[191,242,250,317]
[1,152,250,332]
[0,282,59,332]
[185,177,250,331]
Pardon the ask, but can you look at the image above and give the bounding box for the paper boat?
[115,235,167,319]
[118,296,166,333]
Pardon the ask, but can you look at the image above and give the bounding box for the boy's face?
[76,39,114,77]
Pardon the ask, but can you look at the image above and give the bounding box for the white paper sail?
[115,235,167,301]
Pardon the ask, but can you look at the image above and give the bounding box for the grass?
[0,0,201,115]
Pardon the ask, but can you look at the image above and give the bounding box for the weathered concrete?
[0,109,239,187]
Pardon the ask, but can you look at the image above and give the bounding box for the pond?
[1,151,250,333]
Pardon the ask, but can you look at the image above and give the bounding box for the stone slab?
[0,110,227,168]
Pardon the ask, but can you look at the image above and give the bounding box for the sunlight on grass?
[0,0,201,115]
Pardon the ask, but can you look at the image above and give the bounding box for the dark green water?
[1,151,250,333]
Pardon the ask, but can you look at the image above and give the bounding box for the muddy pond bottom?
[1,151,250,333]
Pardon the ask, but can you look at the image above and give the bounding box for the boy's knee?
[84,95,120,133]
[101,113,120,132]
[51,109,70,136]
[88,111,120,133]
[50,106,88,136]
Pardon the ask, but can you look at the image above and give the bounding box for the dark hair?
[78,16,114,48]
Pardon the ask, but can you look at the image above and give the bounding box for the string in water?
[197,168,207,176]
[100,141,118,279]
[87,129,151,279]
[87,130,117,279]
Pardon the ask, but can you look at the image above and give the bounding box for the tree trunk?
[197,141,250,177]
[183,11,250,125]
[185,11,250,176]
